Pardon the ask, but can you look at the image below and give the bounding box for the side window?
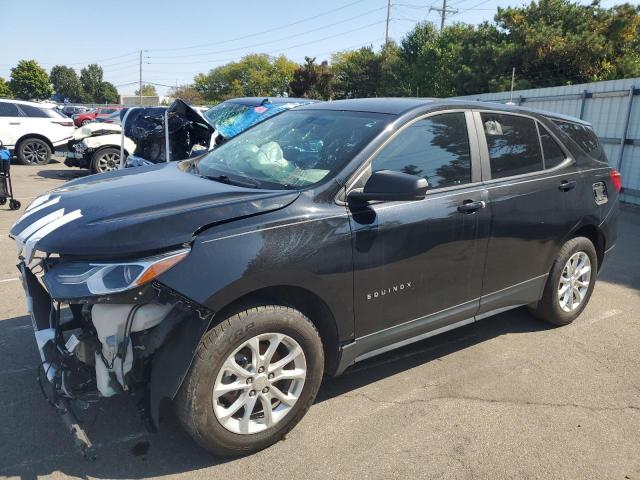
[552,120,605,161]
[481,113,543,179]
[538,124,566,169]
[18,104,49,118]
[371,112,472,189]
[0,102,20,117]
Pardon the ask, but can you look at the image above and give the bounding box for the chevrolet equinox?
[10,98,620,457]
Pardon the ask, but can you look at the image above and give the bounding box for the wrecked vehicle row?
[58,97,316,174]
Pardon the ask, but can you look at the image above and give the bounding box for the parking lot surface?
[0,160,639,480]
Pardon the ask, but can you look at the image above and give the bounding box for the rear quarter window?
[18,104,50,118]
[552,119,606,162]
[0,102,20,117]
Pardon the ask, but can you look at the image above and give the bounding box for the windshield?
[196,110,389,189]
[204,101,299,139]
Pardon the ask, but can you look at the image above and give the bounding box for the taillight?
[610,169,622,192]
[52,120,74,127]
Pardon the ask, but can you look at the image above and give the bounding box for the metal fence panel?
[453,77,640,204]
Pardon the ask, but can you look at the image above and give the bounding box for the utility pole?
[385,0,392,44]
[430,0,458,32]
[139,50,143,106]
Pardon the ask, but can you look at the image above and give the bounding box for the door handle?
[458,200,486,213]
[9,122,21,125]
[559,180,577,192]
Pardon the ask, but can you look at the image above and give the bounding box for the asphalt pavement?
[0,160,639,480]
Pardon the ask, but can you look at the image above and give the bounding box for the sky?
[0,0,636,97]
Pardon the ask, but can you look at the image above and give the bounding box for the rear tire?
[16,138,51,165]
[175,305,324,457]
[529,236,598,326]
[81,119,91,126]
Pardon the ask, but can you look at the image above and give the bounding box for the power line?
[147,0,369,53]
[148,6,386,60]
[146,19,387,66]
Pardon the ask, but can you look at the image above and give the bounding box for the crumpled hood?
[10,162,299,259]
[72,122,121,140]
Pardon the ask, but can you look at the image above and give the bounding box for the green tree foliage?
[0,77,12,98]
[168,84,204,105]
[80,64,104,102]
[332,47,382,98]
[97,82,119,104]
[288,57,335,99]
[495,0,640,86]
[49,65,83,102]
[134,84,158,96]
[9,60,52,100]
[194,54,298,102]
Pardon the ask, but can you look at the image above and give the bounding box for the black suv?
[10,98,620,457]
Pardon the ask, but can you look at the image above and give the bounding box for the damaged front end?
[16,242,212,458]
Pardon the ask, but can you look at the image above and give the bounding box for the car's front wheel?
[175,305,324,457]
[16,138,51,165]
[529,236,598,326]
[91,147,121,173]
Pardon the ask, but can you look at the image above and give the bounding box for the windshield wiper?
[199,174,260,189]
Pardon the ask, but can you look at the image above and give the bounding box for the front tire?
[175,305,324,457]
[529,236,598,326]
[16,138,51,165]
[91,147,121,173]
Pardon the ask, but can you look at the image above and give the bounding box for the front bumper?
[56,140,91,168]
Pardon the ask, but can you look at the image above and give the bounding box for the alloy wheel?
[96,151,120,172]
[212,332,307,435]
[558,251,591,312]
[22,141,49,164]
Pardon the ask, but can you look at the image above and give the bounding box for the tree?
[97,82,119,104]
[49,65,82,102]
[495,0,640,86]
[9,60,52,100]
[80,64,104,102]
[194,53,299,102]
[289,57,335,100]
[168,84,204,105]
[0,77,12,98]
[332,47,382,98]
[134,84,158,96]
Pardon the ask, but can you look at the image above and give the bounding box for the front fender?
[157,206,355,341]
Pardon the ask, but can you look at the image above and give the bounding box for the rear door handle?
[559,180,577,192]
[9,122,21,125]
[458,200,486,213]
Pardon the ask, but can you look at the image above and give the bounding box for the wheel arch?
[16,133,54,152]
[571,224,606,271]
[213,285,341,376]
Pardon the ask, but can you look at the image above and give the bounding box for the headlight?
[43,248,189,298]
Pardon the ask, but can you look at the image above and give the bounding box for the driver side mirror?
[347,170,428,204]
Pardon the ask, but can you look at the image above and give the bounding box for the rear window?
[538,125,566,169]
[18,104,49,118]
[0,102,20,117]
[99,108,117,114]
[552,120,605,161]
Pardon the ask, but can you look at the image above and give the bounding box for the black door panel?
[350,187,489,336]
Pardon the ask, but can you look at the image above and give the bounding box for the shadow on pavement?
[0,307,549,479]
[0,206,637,479]
[36,168,89,180]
